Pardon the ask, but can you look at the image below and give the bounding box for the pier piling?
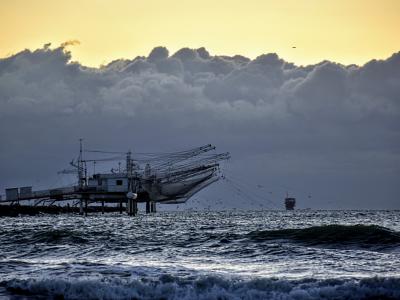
[150,201,156,213]
[84,198,88,217]
[127,198,138,216]
[79,200,83,215]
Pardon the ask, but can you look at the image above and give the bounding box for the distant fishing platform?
[0,140,230,216]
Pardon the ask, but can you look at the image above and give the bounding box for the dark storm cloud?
[0,45,399,208]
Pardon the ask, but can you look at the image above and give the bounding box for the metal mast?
[78,138,85,189]
[126,151,132,176]
[126,150,133,192]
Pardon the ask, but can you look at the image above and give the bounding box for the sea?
[0,210,399,299]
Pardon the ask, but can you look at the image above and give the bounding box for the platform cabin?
[87,174,129,193]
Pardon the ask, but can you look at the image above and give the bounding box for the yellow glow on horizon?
[0,0,399,67]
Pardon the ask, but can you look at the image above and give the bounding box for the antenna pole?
[126,150,134,194]
[126,151,132,176]
[78,138,85,189]
[79,138,83,160]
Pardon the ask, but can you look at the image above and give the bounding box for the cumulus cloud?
[0,45,399,209]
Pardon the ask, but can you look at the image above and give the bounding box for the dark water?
[0,210,400,299]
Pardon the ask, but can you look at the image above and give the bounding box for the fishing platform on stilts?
[0,140,229,216]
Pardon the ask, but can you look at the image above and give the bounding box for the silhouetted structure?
[1,140,229,216]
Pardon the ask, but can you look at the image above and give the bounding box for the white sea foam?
[4,275,400,300]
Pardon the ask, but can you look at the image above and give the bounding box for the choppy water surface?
[0,210,400,299]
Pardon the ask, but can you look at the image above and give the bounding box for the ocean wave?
[2,223,400,252]
[6,228,90,245]
[247,225,400,248]
[2,275,400,300]
[32,229,89,244]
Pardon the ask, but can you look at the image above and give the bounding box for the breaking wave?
[2,275,400,300]
[247,225,400,248]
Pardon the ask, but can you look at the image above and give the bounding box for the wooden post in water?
[150,201,156,213]
[127,198,132,216]
[126,191,138,216]
[79,199,83,215]
[84,198,88,217]
[146,201,150,214]
[127,198,138,216]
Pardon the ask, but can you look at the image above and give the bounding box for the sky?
[0,1,399,209]
[1,0,400,67]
